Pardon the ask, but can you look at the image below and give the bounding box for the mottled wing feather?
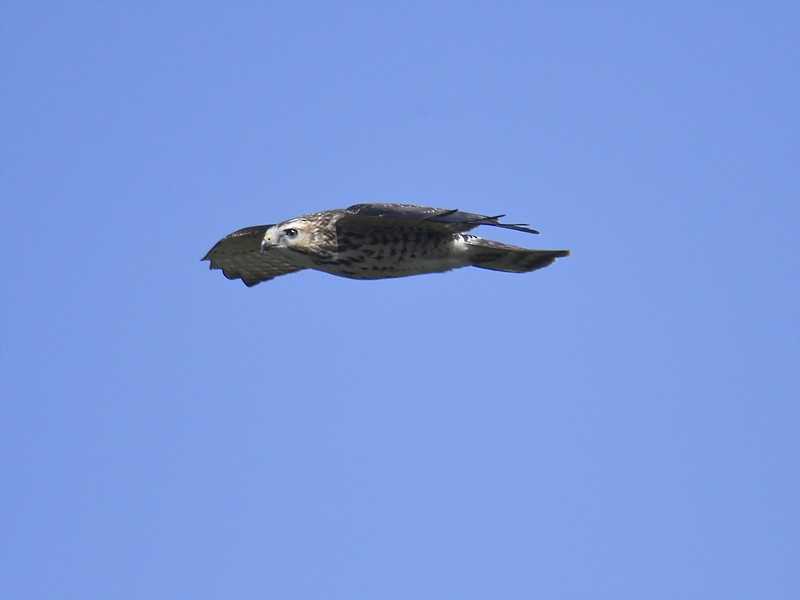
[341,203,540,234]
[202,225,305,286]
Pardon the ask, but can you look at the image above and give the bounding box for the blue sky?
[2,2,798,598]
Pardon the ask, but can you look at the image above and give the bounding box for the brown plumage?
[203,203,569,286]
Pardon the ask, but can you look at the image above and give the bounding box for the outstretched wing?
[202,225,305,286]
[340,203,540,234]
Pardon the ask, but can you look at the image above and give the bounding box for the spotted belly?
[311,228,471,279]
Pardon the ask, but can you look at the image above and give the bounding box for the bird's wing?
[202,225,305,286]
[339,203,540,234]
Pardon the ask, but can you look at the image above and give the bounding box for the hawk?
[203,203,569,286]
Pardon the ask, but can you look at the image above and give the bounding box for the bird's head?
[261,219,313,253]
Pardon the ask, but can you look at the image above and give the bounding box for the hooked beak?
[260,229,273,253]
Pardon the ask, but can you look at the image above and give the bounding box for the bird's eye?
[284,228,298,239]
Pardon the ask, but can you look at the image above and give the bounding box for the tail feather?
[466,238,570,273]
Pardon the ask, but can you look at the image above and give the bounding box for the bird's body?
[203,203,569,286]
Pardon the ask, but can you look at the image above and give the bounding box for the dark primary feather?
[341,203,540,234]
[202,225,305,286]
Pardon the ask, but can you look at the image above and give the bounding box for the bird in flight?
[203,203,569,286]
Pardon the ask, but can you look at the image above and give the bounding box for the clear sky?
[2,2,798,598]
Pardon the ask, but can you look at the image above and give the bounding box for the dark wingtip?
[499,223,540,234]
